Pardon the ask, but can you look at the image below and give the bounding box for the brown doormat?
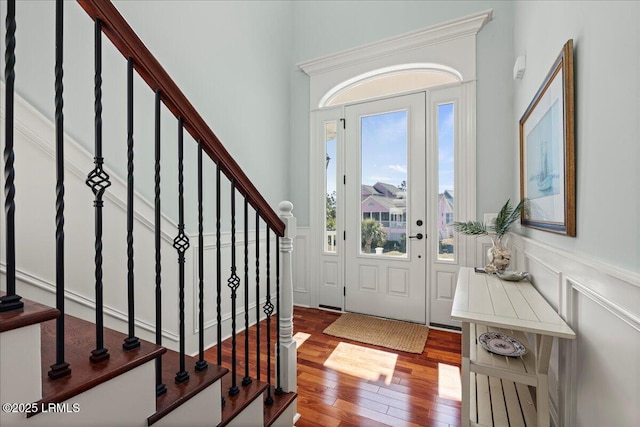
[323,312,429,354]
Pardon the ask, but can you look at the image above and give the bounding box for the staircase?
[0,1,298,426]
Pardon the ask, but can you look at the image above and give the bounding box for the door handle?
[408,233,424,240]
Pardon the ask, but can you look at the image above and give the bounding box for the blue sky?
[325,103,454,196]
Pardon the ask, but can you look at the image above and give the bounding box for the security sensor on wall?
[513,55,526,79]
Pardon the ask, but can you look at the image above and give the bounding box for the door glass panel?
[360,111,408,257]
[325,121,337,253]
[437,103,455,260]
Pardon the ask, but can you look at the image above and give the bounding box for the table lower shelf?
[469,372,537,427]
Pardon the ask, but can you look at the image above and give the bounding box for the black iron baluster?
[227,182,240,396]
[195,142,207,372]
[86,19,111,363]
[123,57,140,351]
[154,90,167,396]
[275,235,283,395]
[242,198,251,386]
[174,119,189,384]
[49,0,70,379]
[216,164,222,366]
[255,211,261,382]
[264,227,274,405]
[0,0,23,312]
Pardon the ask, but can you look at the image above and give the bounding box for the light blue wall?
[513,0,640,273]
[289,0,516,226]
[2,0,293,233]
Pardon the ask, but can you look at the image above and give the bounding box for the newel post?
[278,201,297,392]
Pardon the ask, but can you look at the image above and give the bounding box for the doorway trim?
[299,10,491,315]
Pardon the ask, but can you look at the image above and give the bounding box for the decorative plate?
[478,332,527,357]
[496,271,529,281]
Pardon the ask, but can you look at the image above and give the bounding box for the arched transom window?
[320,63,462,108]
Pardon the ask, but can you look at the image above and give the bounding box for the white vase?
[375,247,384,255]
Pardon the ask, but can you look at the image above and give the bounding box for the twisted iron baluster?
[275,235,283,395]
[264,228,274,405]
[255,211,261,382]
[123,57,140,351]
[242,198,252,386]
[195,142,207,372]
[87,19,111,363]
[0,0,23,312]
[174,119,189,384]
[154,90,167,396]
[216,164,222,366]
[228,181,240,396]
[49,0,71,379]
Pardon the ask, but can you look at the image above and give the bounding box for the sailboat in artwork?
[537,139,553,193]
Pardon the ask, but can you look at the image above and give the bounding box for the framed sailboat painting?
[519,39,576,236]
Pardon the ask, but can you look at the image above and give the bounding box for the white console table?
[451,267,575,427]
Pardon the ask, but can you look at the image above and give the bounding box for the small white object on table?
[452,267,576,427]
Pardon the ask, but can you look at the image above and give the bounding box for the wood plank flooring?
[206,306,462,427]
[293,307,462,427]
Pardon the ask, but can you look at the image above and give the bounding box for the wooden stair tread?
[148,351,228,425]
[0,293,59,333]
[36,313,165,415]
[264,387,297,427]
[219,374,268,427]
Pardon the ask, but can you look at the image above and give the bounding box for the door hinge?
[343,175,346,185]
[340,118,345,129]
[343,287,346,296]
[343,231,346,240]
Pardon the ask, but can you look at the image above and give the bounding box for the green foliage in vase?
[453,199,527,240]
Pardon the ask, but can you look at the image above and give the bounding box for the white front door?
[344,93,427,323]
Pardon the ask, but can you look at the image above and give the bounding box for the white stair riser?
[0,325,43,427]
[154,380,222,427]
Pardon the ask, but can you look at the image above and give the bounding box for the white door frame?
[301,11,488,320]
[310,81,476,327]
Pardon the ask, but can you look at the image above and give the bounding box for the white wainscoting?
[292,227,311,307]
[510,233,640,427]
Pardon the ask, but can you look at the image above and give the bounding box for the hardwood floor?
[206,306,462,427]
[293,307,462,427]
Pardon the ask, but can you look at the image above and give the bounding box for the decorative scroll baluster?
[227,182,240,396]
[48,0,71,379]
[264,228,274,405]
[255,212,261,381]
[275,235,283,395]
[242,198,252,386]
[195,142,207,372]
[0,0,23,312]
[174,119,190,384]
[216,164,222,366]
[123,57,140,351]
[86,19,111,363]
[154,90,167,396]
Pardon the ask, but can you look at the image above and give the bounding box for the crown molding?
[298,9,493,77]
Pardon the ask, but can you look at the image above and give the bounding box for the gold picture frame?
[520,39,576,236]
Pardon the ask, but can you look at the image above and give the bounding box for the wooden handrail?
[77,0,285,236]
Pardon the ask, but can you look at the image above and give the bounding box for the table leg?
[461,321,470,427]
[535,334,554,427]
